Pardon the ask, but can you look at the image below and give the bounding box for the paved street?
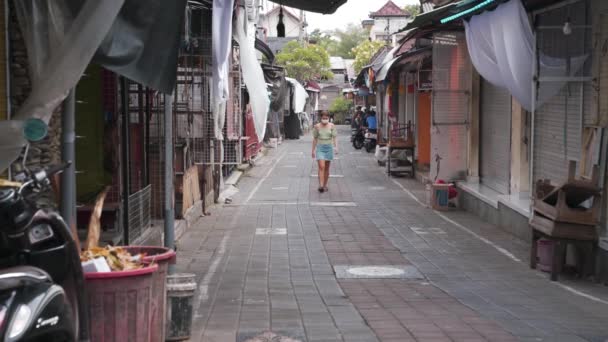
[176,126,608,342]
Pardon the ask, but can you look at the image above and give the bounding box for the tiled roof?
[370,1,409,18]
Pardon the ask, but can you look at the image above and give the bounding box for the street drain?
[256,228,287,235]
[334,265,424,279]
[309,202,357,207]
[242,331,302,342]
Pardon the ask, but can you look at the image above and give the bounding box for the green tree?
[352,40,386,75]
[331,24,368,59]
[403,4,420,17]
[309,24,369,59]
[309,29,338,56]
[275,40,333,82]
[329,97,353,124]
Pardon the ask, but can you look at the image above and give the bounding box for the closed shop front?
[480,78,511,194]
[533,0,591,184]
[431,31,472,181]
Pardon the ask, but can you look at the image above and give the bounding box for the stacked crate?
[530,161,600,281]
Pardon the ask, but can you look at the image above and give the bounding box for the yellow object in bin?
[0,179,22,188]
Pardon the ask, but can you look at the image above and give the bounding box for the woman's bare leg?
[317,160,326,189]
[324,161,331,188]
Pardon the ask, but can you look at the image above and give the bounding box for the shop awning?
[398,0,509,32]
[268,0,347,14]
[394,48,432,70]
[375,57,399,83]
[376,47,432,83]
[398,3,457,32]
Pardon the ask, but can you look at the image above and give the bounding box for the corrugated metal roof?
[422,2,435,13]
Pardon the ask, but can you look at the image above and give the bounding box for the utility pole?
[299,9,304,42]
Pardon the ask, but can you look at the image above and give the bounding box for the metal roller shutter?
[431,32,471,181]
[533,84,582,184]
[480,78,511,194]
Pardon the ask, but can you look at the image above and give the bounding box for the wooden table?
[529,214,598,281]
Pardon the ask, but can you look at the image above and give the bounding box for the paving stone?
[175,129,608,342]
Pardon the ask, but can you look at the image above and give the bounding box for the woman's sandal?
[318,187,324,193]
[323,187,329,192]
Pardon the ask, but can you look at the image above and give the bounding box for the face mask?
[321,119,329,124]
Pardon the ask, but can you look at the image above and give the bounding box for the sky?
[262,0,420,32]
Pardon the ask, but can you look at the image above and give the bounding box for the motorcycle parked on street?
[364,129,377,153]
[0,157,88,341]
[351,128,365,150]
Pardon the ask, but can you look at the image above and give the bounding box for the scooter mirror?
[23,118,48,142]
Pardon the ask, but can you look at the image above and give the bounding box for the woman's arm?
[332,125,338,154]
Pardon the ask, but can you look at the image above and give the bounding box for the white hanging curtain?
[212,0,235,140]
[286,78,309,113]
[463,0,587,111]
[233,8,270,140]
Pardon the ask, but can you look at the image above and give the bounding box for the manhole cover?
[334,265,424,279]
[242,331,302,342]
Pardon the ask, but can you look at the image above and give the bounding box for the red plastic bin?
[123,246,176,342]
[85,263,158,342]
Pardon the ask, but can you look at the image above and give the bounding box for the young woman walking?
[312,111,338,193]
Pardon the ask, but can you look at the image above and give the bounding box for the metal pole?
[61,89,76,231]
[164,93,175,273]
[145,88,151,186]
[120,77,131,244]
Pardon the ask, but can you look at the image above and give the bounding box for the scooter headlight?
[8,304,31,339]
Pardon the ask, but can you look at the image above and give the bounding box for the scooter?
[0,158,89,341]
[364,129,377,153]
[351,128,365,150]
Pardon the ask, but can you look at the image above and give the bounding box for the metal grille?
[148,91,167,219]
[127,185,151,242]
[188,6,242,166]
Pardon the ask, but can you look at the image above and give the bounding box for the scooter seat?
[0,266,52,291]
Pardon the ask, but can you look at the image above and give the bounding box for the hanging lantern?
[277,6,285,37]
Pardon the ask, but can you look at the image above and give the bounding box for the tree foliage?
[330,96,352,114]
[329,97,353,123]
[275,40,333,82]
[352,40,386,75]
[309,24,368,59]
[403,4,420,17]
[331,24,368,59]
